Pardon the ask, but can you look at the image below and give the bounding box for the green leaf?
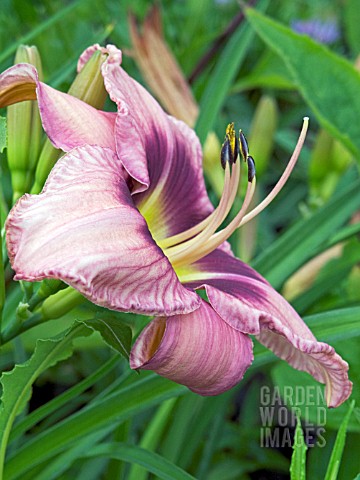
[127,398,177,480]
[245,7,360,157]
[83,443,196,480]
[290,415,307,480]
[28,428,114,480]
[80,315,132,359]
[0,117,6,153]
[0,0,89,65]
[0,323,92,479]
[252,178,360,288]
[195,0,269,145]
[233,51,295,92]
[324,401,355,480]
[9,355,118,443]
[4,374,186,479]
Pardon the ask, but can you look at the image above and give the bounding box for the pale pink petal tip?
[130,300,253,395]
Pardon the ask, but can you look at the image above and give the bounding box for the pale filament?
[159,158,240,249]
[163,117,309,268]
[169,178,256,268]
[165,161,241,255]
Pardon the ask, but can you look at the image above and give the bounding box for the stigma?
[160,117,309,268]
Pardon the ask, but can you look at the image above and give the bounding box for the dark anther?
[239,130,249,161]
[221,136,232,169]
[247,155,256,182]
[233,135,239,164]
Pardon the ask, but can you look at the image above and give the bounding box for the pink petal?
[6,145,200,316]
[0,63,116,152]
[101,47,214,240]
[182,250,352,407]
[130,300,253,395]
[37,83,116,152]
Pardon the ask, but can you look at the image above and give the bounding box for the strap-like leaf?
[84,442,196,480]
[324,401,355,480]
[290,415,307,480]
[4,374,186,479]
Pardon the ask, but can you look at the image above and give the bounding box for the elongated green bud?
[40,286,85,320]
[309,129,353,201]
[248,95,278,176]
[330,139,352,173]
[309,129,333,182]
[68,50,108,109]
[31,50,109,194]
[7,45,43,201]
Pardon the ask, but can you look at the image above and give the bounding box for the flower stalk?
[7,46,43,202]
[0,228,5,330]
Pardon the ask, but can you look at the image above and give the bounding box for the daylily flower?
[0,45,352,407]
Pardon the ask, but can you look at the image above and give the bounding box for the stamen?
[247,155,256,182]
[159,123,241,250]
[165,160,240,256]
[239,129,249,161]
[166,117,308,268]
[221,136,232,169]
[170,170,256,267]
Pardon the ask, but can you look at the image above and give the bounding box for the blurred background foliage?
[0,0,360,479]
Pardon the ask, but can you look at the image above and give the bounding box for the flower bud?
[40,286,85,320]
[248,95,278,176]
[7,45,43,201]
[309,129,333,183]
[68,50,108,110]
[309,129,353,201]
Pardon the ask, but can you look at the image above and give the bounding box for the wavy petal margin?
[6,145,200,316]
[130,299,253,395]
[181,249,352,407]
[0,63,116,152]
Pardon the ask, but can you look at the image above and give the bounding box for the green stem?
[0,226,5,332]
[1,287,86,345]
